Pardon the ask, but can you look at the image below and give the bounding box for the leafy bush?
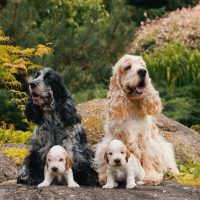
[142,43,200,126]
[0,121,32,144]
[0,89,28,130]
[0,29,52,110]
[3,148,29,165]
[175,159,200,186]
[130,5,200,126]
[0,0,135,102]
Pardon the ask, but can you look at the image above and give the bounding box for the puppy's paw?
[68,182,79,188]
[136,180,144,185]
[102,184,115,189]
[126,182,136,189]
[38,182,50,188]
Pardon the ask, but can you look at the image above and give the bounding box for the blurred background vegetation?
[0,0,199,132]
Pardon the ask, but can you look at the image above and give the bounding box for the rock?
[0,100,199,199]
[0,153,18,183]
[0,181,199,200]
[78,100,200,163]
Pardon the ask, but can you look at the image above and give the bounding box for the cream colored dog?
[103,139,145,189]
[95,55,178,186]
[38,145,79,188]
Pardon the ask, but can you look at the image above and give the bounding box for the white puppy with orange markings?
[103,139,145,189]
[38,145,79,188]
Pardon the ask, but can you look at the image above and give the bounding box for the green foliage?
[0,30,52,110]
[3,148,29,165]
[0,89,27,130]
[175,159,200,186]
[142,42,200,126]
[0,0,135,102]
[0,121,32,144]
[127,0,199,24]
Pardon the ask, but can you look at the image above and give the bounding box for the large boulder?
[78,100,200,163]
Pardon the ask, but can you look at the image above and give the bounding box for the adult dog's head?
[25,68,79,126]
[107,55,162,120]
[29,68,61,106]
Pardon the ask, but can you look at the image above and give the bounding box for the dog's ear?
[45,157,49,170]
[139,81,162,116]
[107,73,130,121]
[126,149,130,162]
[24,97,44,124]
[65,154,73,170]
[104,150,109,164]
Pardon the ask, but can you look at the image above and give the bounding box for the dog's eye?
[108,152,113,155]
[124,65,131,71]
[48,158,51,162]
[35,72,40,78]
[59,158,64,162]
[121,151,125,154]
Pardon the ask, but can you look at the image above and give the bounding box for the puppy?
[38,145,79,188]
[103,139,145,189]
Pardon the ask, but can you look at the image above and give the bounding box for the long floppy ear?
[104,150,109,164]
[45,157,49,170]
[126,149,130,162]
[139,82,162,116]
[65,154,73,170]
[24,97,44,124]
[48,71,80,126]
[107,72,130,121]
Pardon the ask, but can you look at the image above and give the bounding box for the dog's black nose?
[137,69,146,77]
[30,82,37,89]
[114,159,121,164]
[52,167,58,172]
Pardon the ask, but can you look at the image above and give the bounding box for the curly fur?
[94,55,178,185]
[17,68,98,186]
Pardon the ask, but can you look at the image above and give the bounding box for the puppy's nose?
[137,69,146,77]
[114,159,121,164]
[30,82,37,89]
[51,167,58,172]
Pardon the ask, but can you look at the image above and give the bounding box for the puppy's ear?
[65,154,73,170]
[126,149,130,162]
[104,150,109,164]
[45,158,49,170]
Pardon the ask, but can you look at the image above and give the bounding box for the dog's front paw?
[102,183,115,189]
[126,182,136,189]
[68,182,79,188]
[38,182,50,188]
[136,180,144,185]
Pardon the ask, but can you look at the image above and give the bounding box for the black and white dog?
[17,68,98,186]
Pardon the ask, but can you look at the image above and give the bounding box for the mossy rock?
[78,100,200,163]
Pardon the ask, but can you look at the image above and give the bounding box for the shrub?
[129,4,200,126]
[3,148,29,165]
[0,121,32,144]
[175,159,200,186]
[141,43,200,126]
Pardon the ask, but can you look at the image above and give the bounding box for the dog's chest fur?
[32,110,81,156]
[111,166,127,181]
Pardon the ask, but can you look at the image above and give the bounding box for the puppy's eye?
[48,158,51,162]
[124,65,131,71]
[121,151,125,154]
[108,152,113,155]
[59,158,64,162]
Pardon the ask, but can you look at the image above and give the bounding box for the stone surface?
[0,181,199,200]
[78,100,200,163]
